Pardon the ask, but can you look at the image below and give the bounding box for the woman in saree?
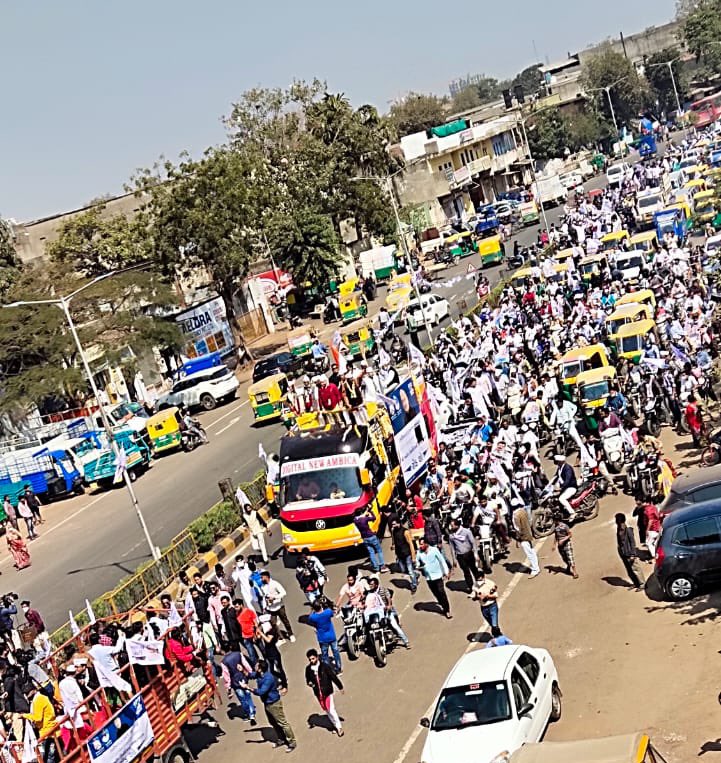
[6,525,30,569]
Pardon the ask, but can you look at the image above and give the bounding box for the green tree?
[645,48,687,113]
[583,45,648,128]
[0,219,21,297]
[526,108,572,160]
[387,92,447,137]
[566,110,610,149]
[450,85,483,113]
[512,65,543,99]
[682,0,721,71]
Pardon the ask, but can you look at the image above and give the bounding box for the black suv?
[252,352,301,383]
[655,499,721,600]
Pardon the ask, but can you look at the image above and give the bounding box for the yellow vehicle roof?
[554,248,575,260]
[552,262,569,273]
[146,408,179,427]
[601,230,629,243]
[248,372,287,394]
[694,189,715,201]
[576,366,617,385]
[580,253,606,265]
[616,289,655,307]
[607,302,649,321]
[341,317,372,335]
[512,267,534,280]
[629,231,657,244]
[445,231,471,242]
[560,343,607,363]
[616,318,656,338]
[508,733,648,763]
[477,235,501,254]
[685,177,705,188]
[337,279,358,295]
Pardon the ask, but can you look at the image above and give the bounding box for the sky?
[0,0,678,222]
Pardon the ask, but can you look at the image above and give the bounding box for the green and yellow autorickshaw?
[559,343,610,389]
[693,189,717,225]
[341,318,376,359]
[509,732,669,763]
[606,302,653,341]
[628,230,658,256]
[579,253,608,283]
[248,372,289,424]
[477,234,504,267]
[146,408,183,454]
[600,230,630,252]
[576,366,618,411]
[288,327,315,360]
[446,231,478,258]
[615,288,656,311]
[339,292,368,323]
[615,319,658,363]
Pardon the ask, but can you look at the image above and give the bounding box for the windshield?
[638,195,661,210]
[608,167,622,176]
[618,256,643,270]
[431,682,511,731]
[581,380,610,402]
[697,200,713,213]
[110,402,145,422]
[609,318,629,335]
[562,361,582,380]
[621,335,642,353]
[680,158,696,170]
[281,466,362,506]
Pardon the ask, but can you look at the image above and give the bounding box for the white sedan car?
[420,646,561,763]
[405,294,450,331]
[559,171,583,192]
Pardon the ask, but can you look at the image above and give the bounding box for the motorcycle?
[340,605,365,661]
[552,424,575,457]
[322,302,338,324]
[476,523,496,574]
[642,397,661,438]
[181,422,207,452]
[625,452,660,500]
[600,427,626,474]
[531,476,604,538]
[701,429,721,467]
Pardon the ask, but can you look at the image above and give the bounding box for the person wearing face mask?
[21,600,46,639]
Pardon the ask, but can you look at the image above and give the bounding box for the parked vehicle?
[535,175,567,208]
[655,499,721,600]
[660,463,721,514]
[248,373,289,424]
[358,244,396,281]
[473,204,500,238]
[0,448,84,503]
[252,351,302,383]
[157,366,239,411]
[559,171,583,191]
[420,646,561,763]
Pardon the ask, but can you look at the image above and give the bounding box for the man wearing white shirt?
[260,570,295,643]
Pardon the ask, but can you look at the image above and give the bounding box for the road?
[185,424,716,763]
[6,174,583,631]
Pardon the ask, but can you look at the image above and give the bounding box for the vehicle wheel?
[531,509,555,538]
[481,547,493,574]
[702,446,720,467]
[606,459,622,475]
[128,469,138,483]
[550,684,562,722]
[374,634,387,668]
[164,746,191,763]
[346,633,360,661]
[666,574,695,601]
[582,494,599,520]
[74,483,85,496]
[200,393,216,410]
[182,437,196,452]
[645,418,661,438]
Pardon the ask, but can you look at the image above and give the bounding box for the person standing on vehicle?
[551,512,578,578]
[448,518,480,593]
[305,648,344,737]
[416,537,452,619]
[251,660,297,752]
[353,508,389,573]
[390,518,418,593]
[512,504,540,578]
[471,572,499,630]
[615,513,646,589]
[635,497,661,560]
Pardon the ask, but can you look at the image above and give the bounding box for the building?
[396,114,531,227]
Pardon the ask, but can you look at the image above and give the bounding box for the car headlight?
[282,534,293,543]
[489,752,510,763]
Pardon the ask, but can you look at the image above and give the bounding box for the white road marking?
[205,400,249,430]
[392,535,551,763]
[216,416,240,435]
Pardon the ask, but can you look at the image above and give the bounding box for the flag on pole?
[69,610,80,636]
[408,342,425,368]
[168,602,183,628]
[378,346,392,368]
[113,446,127,484]
[85,599,96,625]
[258,442,267,463]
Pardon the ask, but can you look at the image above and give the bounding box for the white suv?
[157,367,239,411]
[606,162,630,187]
[405,295,450,331]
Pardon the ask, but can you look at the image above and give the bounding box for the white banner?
[126,639,166,666]
[88,694,154,763]
[280,453,358,478]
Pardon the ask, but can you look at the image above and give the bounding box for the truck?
[534,174,567,208]
[637,132,658,159]
[358,244,397,281]
[0,447,84,503]
[28,613,217,763]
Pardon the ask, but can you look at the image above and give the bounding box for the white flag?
[69,610,80,636]
[408,342,425,368]
[85,599,96,625]
[22,721,37,763]
[337,351,348,376]
[113,446,127,484]
[378,346,392,368]
[167,602,183,628]
[258,442,267,463]
[184,589,196,619]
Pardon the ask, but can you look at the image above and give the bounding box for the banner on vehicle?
[174,296,234,359]
[126,639,166,666]
[88,694,154,763]
[386,378,431,486]
[280,453,359,478]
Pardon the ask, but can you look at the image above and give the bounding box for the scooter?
[642,397,662,437]
[181,425,207,452]
[600,427,627,474]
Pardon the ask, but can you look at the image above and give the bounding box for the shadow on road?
[65,554,150,576]
[307,712,336,733]
[645,587,721,626]
[601,575,633,588]
[698,739,721,756]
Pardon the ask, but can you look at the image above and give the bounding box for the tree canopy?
[0,219,20,297]
[644,47,687,114]
[682,0,721,72]
[387,92,447,137]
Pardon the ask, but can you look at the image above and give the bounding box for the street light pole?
[588,76,628,157]
[517,113,551,233]
[648,59,687,138]
[5,272,161,562]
